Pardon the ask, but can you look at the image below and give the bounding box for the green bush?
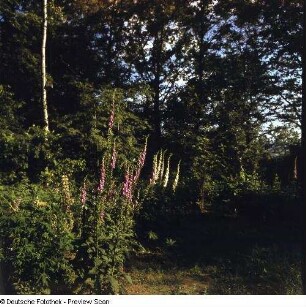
[0,184,75,294]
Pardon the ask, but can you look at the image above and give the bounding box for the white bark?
[42,0,49,132]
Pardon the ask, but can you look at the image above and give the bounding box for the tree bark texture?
[42,0,49,132]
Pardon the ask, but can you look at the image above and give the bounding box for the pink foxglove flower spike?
[98,158,106,193]
[134,138,147,183]
[123,168,133,201]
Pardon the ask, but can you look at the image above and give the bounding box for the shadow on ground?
[126,212,302,294]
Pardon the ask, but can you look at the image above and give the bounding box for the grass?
[125,211,303,295]
[125,256,210,294]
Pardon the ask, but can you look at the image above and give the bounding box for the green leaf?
[109,276,120,294]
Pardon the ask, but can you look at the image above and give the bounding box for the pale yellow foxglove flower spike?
[150,153,158,185]
[160,150,167,181]
[163,154,172,188]
[172,160,181,192]
[156,150,163,181]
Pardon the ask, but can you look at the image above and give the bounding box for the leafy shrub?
[0,184,75,294]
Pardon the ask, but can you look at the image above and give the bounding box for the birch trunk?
[42,0,49,132]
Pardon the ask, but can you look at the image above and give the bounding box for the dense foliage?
[0,0,303,294]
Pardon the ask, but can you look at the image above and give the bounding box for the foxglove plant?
[150,154,158,185]
[61,174,73,209]
[157,150,163,180]
[75,100,153,293]
[75,98,180,294]
[133,138,147,183]
[172,161,181,192]
[110,142,117,170]
[149,150,180,191]
[163,155,171,188]
[97,158,106,193]
[122,168,133,201]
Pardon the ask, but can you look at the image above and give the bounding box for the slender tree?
[301,0,306,295]
[42,0,49,132]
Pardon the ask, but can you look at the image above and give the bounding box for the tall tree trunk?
[302,0,306,295]
[42,0,49,132]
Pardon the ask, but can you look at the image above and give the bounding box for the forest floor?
[125,213,303,294]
